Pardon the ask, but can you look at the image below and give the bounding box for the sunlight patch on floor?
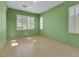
[11,40,18,47]
[27,37,31,39]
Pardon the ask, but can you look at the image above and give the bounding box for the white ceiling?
[6,1,64,14]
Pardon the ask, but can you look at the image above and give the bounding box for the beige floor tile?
[1,36,79,57]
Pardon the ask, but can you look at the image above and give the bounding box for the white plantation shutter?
[69,6,76,33]
[27,16,31,29]
[75,6,79,33]
[40,16,43,30]
[30,17,34,29]
[16,14,35,30]
[69,4,79,34]
[16,15,23,30]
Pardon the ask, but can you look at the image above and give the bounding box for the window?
[16,14,34,30]
[40,16,44,30]
[69,4,79,34]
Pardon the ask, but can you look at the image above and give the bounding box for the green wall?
[0,1,7,52]
[7,8,39,39]
[6,1,79,48]
[40,1,79,47]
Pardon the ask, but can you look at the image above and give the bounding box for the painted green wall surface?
[0,2,7,52]
[2,1,79,52]
[7,8,39,39]
[40,2,79,47]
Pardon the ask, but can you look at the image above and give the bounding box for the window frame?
[16,14,35,30]
[40,16,44,30]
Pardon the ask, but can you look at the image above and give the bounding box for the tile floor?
[1,36,79,57]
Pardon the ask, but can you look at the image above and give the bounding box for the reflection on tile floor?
[1,36,79,57]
